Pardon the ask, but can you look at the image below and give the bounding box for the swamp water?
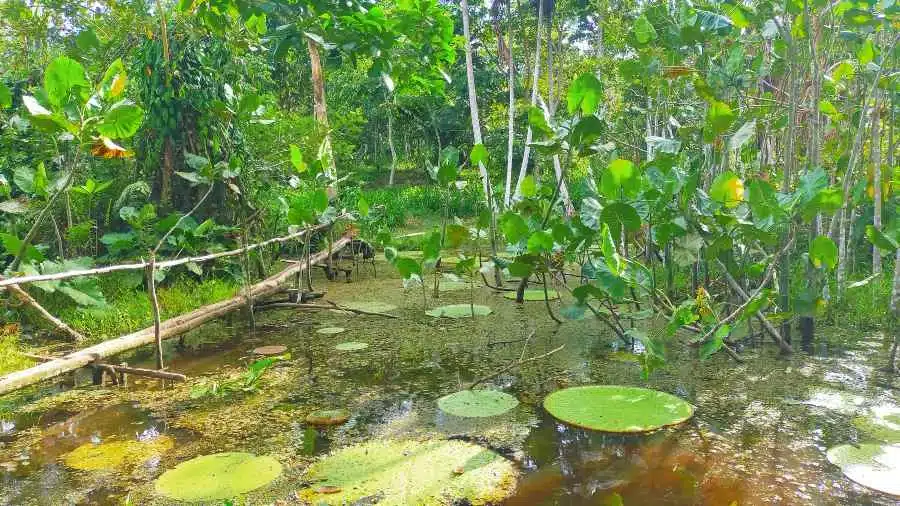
[1,262,898,505]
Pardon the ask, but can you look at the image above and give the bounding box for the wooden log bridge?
[0,235,352,397]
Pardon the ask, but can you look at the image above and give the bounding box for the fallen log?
[0,235,351,397]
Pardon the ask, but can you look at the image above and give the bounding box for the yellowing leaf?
[110,73,127,98]
[91,137,132,159]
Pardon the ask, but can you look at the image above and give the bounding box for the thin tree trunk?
[872,91,883,275]
[460,0,492,206]
[503,0,515,208]
[543,15,574,216]
[387,109,398,186]
[513,0,543,200]
[307,37,336,180]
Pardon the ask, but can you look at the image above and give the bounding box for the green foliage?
[154,452,282,502]
[543,385,694,432]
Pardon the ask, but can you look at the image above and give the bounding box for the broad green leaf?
[44,56,88,106]
[422,230,442,263]
[357,196,369,217]
[0,83,11,108]
[526,106,552,137]
[500,211,529,243]
[700,325,730,360]
[818,100,840,118]
[527,230,554,253]
[601,202,641,239]
[289,144,307,173]
[809,235,838,269]
[393,256,422,279]
[634,15,657,44]
[444,224,470,248]
[470,143,488,167]
[311,189,329,212]
[33,161,48,197]
[0,232,44,264]
[22,95,52,117]
[600,224,622,275]
[567,73,603,115]
[710,172,744,208]
[96,101,144,139]
[13,166,35,194]
[601,159,638,198]
[857,39,875,65]
[520,175,536,197]
[706,100,735,136]
[865,225,898,253]
[570,115,604,149]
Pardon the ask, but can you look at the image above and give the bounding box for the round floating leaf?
[253,345,287,355]
[299,439,518,505]
[543,385,694,432]
[503,289,560,301]
[306,409,351,426]
[63,436,173,471]
[438,390,519,418]
[154,452,282,502]
[853,404,900,443]
[335,341,369,351]
[826,443,900,497]
[425,304,492,318]
[316,327,346,335]
[343,301,398,313]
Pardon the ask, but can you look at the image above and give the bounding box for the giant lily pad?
[826,443,900,496]
[503,289,560,301]
[425,304,492,318]
[317,327,346,335]
[344,301,398,313]
[543,385,694,432]
[335,341,369,351]
[298,439,518,505]
[154,452,282,502]
[62,436,173,471]
[438,390,519,418]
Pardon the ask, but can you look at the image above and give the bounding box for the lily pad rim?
[543,384,696,433]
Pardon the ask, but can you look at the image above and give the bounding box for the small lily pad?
[343,301,398,313]
[299,439,518,505]
[335,341,369,351]
[306,409,351,426]
[438,390,519,418]
[253,345,287,356]
[317,327,346,335]
[826,443,900,496]
[425,304,492,318]
[543,385,694,432]
[154,452,282,502]
[503,289,560,301]
[62,436,174,471]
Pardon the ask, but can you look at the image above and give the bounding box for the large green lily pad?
[154,452,282,502]
[438,390,519,418]
[317,327,346,335]
[298,439,518,505]
[543,385,694,432]
[335,341,369,351]
[826,443,900,496]
[343,301,398,313]
[62,436,174,471]
[425,304,492,318]
[503,289,560,301]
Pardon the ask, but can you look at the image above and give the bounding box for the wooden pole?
[0,235,352,396]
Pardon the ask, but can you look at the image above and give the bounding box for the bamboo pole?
[0,219,342,289]
[0,235,351,396]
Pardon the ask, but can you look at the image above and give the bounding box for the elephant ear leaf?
[809,236,838,270]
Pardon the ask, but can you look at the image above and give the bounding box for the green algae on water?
[154,452,282,502]
[298,439,518,505]
[543,385,694,432]
[62,436,174,471]
[438,390,519,418]
[425,304,492,318]
[503,289,560,301]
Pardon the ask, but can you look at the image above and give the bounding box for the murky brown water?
[1,261,898,505]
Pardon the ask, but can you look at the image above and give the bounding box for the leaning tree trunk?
[307,37,336,181]
[545,13,574,216]
[513,0,543,200]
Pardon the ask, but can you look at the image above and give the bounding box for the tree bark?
[307,37,336,180]
[460,0,493,206]
[387,109,398,186]
[872,92,883,275]
[513,0,543,200]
